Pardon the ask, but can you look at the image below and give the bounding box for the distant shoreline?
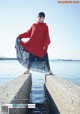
[0,58,17,60]
[0,58,80,61]
[50,59,80,62]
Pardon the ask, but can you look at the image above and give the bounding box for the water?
[50,60,80,86]
[0,60,80,86]
[0,60,25,86]
[29,73,45,103]
[0,60,80,114]
[28,73,50,114]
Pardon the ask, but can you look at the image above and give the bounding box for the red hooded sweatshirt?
[18,21,51,58]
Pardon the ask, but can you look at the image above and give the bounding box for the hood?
[37,21,46,25]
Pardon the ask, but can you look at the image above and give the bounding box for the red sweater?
[18,21,51,58]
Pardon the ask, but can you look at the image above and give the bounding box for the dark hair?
[38,12,45,18]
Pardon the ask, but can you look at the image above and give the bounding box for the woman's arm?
[18,24,33,39]
[43,25,51,49]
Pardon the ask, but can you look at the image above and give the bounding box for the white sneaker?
[24,69,30,74]
[46,70,55,75]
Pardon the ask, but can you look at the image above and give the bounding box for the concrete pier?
[45,75,80,114]
[0,73,32,114]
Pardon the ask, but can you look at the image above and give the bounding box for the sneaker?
[24,69,30,74]
[46,70,55,76]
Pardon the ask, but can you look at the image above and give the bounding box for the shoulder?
[45,24,49,28]
[32,22,49,30]
[45,24,49,31]
[32,23,37,26]
[30,23,37,29]
[29,23,36,28]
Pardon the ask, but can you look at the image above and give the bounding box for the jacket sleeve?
[18,24,33,39]
[43,25,51,47]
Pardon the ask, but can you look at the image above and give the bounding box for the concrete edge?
[45,75,80,114]
[0,73,32,114]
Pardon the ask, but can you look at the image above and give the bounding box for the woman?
[15,12,53,75]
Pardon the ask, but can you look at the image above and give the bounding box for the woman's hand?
[43,46,46,50]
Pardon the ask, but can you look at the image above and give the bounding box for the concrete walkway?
[0,73,32,114]
[45,75,80,114]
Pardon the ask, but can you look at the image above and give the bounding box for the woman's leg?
[24,53,32,74]
[44,53,53,74]
[44,53,51,71]
[28,60,31,70]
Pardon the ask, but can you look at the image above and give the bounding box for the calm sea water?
[0,60,80,86]
[0,59,80,113]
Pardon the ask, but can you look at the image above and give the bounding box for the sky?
[0,0,80,59]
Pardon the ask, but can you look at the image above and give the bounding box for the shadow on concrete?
[9,74,32,114]
[45,85,60,114]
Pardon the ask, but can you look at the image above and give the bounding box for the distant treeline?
[0,58,80,61]
[50,59,80,61]
[0,58,17,60]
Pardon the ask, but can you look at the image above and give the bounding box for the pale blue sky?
[0,0,80,59]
